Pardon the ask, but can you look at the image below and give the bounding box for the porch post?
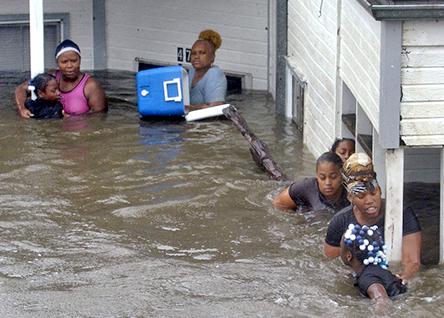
[384,148,404,262]
[29,0,45,78]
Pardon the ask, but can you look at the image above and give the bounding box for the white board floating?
[185,104,231,122]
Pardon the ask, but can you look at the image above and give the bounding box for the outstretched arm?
[323,242,340,259]
[399,231,421,283]
[84,77,108,113]
[367,283,390,311]
[272,187,298,211]
[15,80,33,118]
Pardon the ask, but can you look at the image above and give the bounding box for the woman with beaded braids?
[341,224,407,304]
[324,153,422,285]
[186,29,227,111]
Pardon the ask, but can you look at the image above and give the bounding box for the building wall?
[400,19,444,146]
[105,0,270,90]
[0,0,95,69]
[340,0,381,133]
[287,0,338,157]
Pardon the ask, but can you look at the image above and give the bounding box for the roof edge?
[357,0,444,20]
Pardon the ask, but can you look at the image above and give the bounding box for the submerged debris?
[223,105,287,181]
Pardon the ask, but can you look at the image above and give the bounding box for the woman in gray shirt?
[273,152,349,214]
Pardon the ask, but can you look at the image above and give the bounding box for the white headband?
[55,47,81,59]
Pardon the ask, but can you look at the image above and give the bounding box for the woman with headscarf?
[186,29,227,111]
[15,39,107,118]
[324,153,422,284]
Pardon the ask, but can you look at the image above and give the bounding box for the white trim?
[29,0,44,101]
[384,148,404,263]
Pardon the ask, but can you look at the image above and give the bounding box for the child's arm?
[367,283,390,302]
[15,80,33,118]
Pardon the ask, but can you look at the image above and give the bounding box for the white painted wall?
[1,0,95,69]
[401,19,444,146]
[340,0,381,133]
[287,0,339,157]
[105,0,269,90]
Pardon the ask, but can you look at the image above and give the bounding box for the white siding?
[105,0,269,90]
[401,20,444,146]
[340,0,381,132]
[287,0,338,157]
[1,0,95,69]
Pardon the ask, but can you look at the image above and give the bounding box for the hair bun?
[198,29,222,50]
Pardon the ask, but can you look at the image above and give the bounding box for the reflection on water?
[0,71,443,317]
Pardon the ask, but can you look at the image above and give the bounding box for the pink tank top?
[56,70,90,115]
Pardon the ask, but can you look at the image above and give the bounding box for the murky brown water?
[0,71,443,317]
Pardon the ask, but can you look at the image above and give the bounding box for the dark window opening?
[226,75,242,95]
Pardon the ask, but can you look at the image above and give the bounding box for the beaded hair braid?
[343,223,389,269]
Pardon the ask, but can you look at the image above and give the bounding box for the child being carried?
[26,73,63,119]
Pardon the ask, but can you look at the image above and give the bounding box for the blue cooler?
[137,66,189,117]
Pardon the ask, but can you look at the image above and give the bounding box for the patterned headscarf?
[342,153,377,195]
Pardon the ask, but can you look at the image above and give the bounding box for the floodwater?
[0,71,443,317]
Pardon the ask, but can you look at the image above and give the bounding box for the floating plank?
[185,104,230,122]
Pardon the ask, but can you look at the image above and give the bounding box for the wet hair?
[343,223,388,269]
[331,137,355,153]
[29,73,56,96]
[55,39,81,59]
[316,151,343,171]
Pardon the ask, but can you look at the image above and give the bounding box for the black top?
[356,264,407,298]
[325,205,421,247]
[25,98,63,119]
[288,177,349,213]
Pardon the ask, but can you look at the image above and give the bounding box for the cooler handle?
[163,78,182,102]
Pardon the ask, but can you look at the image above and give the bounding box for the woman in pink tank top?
[15,39,107,118]
[55,70,90,115]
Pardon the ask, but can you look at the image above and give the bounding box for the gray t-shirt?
[189,65,227,105]
[288,177,349,213]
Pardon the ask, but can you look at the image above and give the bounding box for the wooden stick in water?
[223,105,287,181]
